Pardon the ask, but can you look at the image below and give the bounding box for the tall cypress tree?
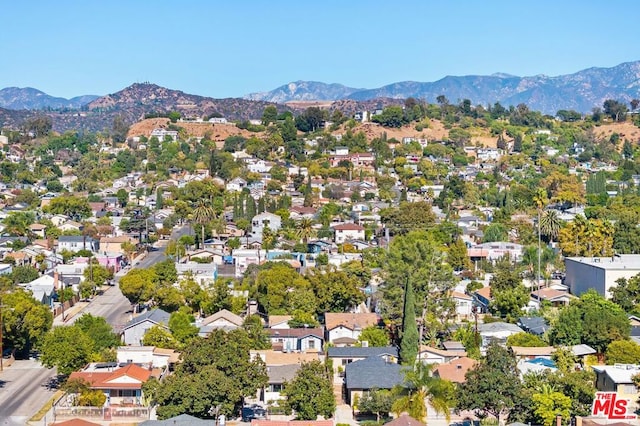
[400,279,419,365]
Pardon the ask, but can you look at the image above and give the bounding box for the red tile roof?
[51,420,102,426]
[332,223,365,231]
[434,357,477,383]
[68,363,152,390]
[325,312,379,331]
[252,421,333,426]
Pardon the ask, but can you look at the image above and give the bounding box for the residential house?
[266,328,324,352]
[251,349,321,367]
[469,242,524,263]
[251,212,282,235]
[517,316,550,336]
[258,364,302,406]
[58,220,83,233]
[58,236,99,254]
[20,274,56,307]
[186,248,224,265]
[198,309,244,337]
[451,291,474,320]
[150,128,178,141]
[28,223,47,239]
[530,287,571,307]
[433,357,477,383]
[226,177,247,193]
[344,356,403,405]
[478,322,524,351]
[268,315,293,329]
[592,364,640,412]
[251,421,332,426]
[289,206,316,220]
[122,309,171,346]
[332,223,366,244]
[116,346,179,370]
[327,346,398,374]
[510,346,555,361]
[324,312,380,344]
[417,345,467,364]
[473,286,493,312]
[175,261,217,286]
[383,415,426,426]
[67,362,156,408]
[100,236,138,256]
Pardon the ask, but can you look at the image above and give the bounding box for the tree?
[482,223,508,242]
[242,314,271,349]
[358,326,390,347]
[531,385,572,426]
[119,268,156,310]
[392,362,455,422]
[75,314,120,354]
[40,326,93,375]
[611,274,640,313]
[457,342,524,425]
[192,200,215,249]
[43,195,92,219]
[142,325,179,349]
[506,332,547,347]
[558,216,614,257]
[400,279,419,365]
[2,288,53,356]
[282,361,335,420]
[549,290,630,354]
[603,99,628,122]
[295,218,315,244]
[448,237,471,272]
[539,210,561,243]
[605,340,640,364]
[154,329,267,419]
[168,310,198,344]
[380,202,436,235]
[262,105,278,126]
[306,268,365,315]
[383,231,456,339]
[11,265,40,284]
[358,388,393,422]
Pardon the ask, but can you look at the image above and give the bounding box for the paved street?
[0,360,58,425]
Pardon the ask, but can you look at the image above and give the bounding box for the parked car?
[242,405,266,422]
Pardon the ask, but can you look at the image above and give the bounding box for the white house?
[57,236,99,254]
[324,312,379,344]
[251,212,282,235]
[226,177,247,193]
[417,345,467,364]
[116,346,179,369]
[332,223,366,244]
[150,128,178,141]
[478,322,524,351]
[266,328,324,352]
[451,291,474,320]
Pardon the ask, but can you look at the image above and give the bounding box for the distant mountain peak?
[245,81,363,102]
[0,87,99,110]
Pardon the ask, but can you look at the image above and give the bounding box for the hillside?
[127,118,259,142]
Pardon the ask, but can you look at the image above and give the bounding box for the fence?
[53,406,150,421]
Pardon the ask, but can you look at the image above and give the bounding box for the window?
[308,339,315,349]
[269,384,283,392]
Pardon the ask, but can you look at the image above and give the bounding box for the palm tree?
[532,189,548,289]
[295,218,315,244]
[391,362,455,423]
[540,210,561,244]
[191,200,215,249]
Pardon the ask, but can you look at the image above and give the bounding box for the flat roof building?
[564,255,640,298]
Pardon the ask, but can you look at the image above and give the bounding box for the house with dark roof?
[258,364,301,405]
[344,356,403,405]
[327,346,398,374]
[517,316,550,336]
[123,309,170,346]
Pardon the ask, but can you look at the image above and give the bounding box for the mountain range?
[1,61,639,133]
[245,61,640,114]
[0,87,99,110]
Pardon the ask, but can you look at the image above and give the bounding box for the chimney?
[54,270,59,290]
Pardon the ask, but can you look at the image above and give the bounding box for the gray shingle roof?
[124,308,170,329]
[328,346,399,359]
[345,356,403,390]
[268,364,301,384]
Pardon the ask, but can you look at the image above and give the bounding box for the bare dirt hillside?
[340,120,498,148]
[591,121,640,141]
[127,118,259,141]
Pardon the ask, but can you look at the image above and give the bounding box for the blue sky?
[2,0,638,99]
